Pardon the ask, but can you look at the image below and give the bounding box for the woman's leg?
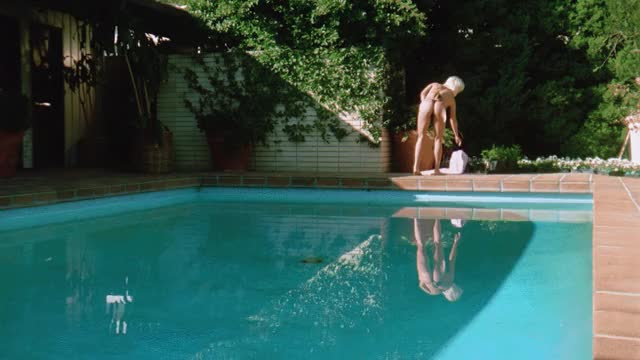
[432,220,445,284]
[432,102,447,174]
[415,218,437,292]
[413,101,433,175]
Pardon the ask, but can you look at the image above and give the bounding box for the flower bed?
[467,155,640,177]
[519,157,640,176]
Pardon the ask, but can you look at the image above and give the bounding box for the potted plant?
[389,105,458,172]
[194,107,257,171]
[183,55,278,171]
[0,90,30,177]
[119,23,174,173]
[389,105,425,172]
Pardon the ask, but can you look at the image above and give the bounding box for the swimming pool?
[0,188,592,359]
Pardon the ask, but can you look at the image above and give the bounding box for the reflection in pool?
[415,218,463,301]
[0,197,592,359]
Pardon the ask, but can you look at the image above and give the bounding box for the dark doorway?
[0,16,20,93]
[0,16,23,169]
[31,23,65,168]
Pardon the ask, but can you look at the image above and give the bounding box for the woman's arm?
[420,84,434,102]
[449,101,462,145]
[447,232,461,283]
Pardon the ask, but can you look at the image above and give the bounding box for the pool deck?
[1,169,639,360]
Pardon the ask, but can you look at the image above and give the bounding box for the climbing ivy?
[182,51,310,147]
[181,0,426,144]
[252,46,393,142]
[183,47,403,145]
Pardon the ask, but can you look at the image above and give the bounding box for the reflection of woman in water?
[414,218,463,301]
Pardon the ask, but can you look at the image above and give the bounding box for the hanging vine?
[183,50,352,145]
[181,0,426,144]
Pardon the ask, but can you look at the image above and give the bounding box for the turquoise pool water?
[0,189,592,359]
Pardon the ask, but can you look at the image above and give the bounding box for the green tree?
[178,0,428,143]
[179,0,638,158]
[566,0,640,157]
[407,0,606,157]
[185,0,426,52]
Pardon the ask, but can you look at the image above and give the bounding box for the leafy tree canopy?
[404,0,639,158]
[182,0,426,54]
[167,0,638,158]
[169,0,428,144]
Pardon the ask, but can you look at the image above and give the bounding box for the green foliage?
[564,84,630,157]
[178,0,637,158]
[182,0,427,143]
[0,91,30,132]
[181,50,368,146]
[181,43,400,145]
[562,0,640,158]
[604,0,640,81]
[254,46,393,142]
[466,157,486,173]
[183,53,302,147]
[481,145,524,173]
[186,0,426,51]
[405,0,635,159]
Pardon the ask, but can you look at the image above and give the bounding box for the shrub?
[466,156,486,173]
[480,145,523,173]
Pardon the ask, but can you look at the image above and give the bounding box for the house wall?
[32,9,97,167]
[158,54,391,173]
[0,3,96,167]
[157,55,209,171]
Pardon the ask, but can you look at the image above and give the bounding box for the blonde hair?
[444,76,465,96]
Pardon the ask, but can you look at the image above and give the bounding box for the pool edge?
[2,172,640,360]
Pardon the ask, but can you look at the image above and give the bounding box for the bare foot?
[413,170,421,176]
[430,169,442,176]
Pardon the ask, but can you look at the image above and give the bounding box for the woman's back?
[424,83,454,102]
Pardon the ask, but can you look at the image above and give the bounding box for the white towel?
[421,150,469,175]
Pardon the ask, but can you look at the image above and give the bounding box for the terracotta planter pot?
[391,130,434,173]
[0,131,24,178]
[206,131,252,171]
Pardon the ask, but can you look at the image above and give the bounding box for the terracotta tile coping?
[0,172,595,209]
[391,206,592,223]
[1,171,639,360]
[592,176,640,360]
